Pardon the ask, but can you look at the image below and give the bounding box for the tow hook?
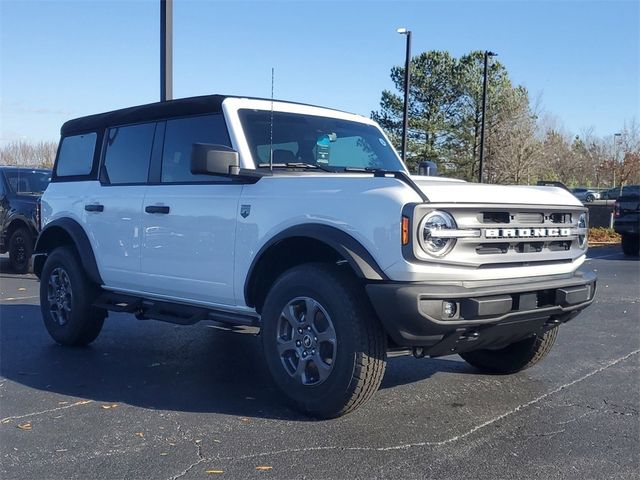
[459,331,480,342]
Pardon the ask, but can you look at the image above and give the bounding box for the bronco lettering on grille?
[485,228,572,238]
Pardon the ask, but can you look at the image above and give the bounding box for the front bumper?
[366,270,596,356]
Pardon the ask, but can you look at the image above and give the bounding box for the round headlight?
[578,212,588,249]
[418,210,457,257]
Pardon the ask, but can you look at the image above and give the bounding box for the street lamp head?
[397,27,410,34]
[486,51,497,57]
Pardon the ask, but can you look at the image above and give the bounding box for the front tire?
[621,234,639,256]
[8,227,33,274]
[40,246,105,346]
[459,327,558,374]
[261,263,386,418]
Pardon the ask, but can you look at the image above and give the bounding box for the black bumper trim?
[366,270,596,348]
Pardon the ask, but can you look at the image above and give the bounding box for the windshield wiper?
[342,167,429,202]
[258,162,335,172]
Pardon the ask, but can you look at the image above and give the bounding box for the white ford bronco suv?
[35,95,596,418]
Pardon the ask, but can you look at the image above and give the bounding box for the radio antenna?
[269,67,274,172]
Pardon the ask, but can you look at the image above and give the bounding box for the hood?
[411,176,582,207]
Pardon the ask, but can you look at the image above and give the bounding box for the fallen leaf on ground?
[240,417,250,423]
[206,469,224,474]
[101,404,118,410]
[17,288,27,291]
[17,423,32,430]
[160,453,168,456]
[135,432,144,438]
[256,466,273,471]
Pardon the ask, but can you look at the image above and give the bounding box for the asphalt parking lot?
[1,247,638,480]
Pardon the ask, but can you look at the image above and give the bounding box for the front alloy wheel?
[276,296,337,386]
[261,263,386,418]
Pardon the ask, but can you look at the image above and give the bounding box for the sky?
[1,0,638,145]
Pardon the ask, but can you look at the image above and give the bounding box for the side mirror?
[191,144,240,176]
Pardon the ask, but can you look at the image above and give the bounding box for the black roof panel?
[61,94,228,135]
[60,94,354,136]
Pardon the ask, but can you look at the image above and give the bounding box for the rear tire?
[585,194,595,203]
[40,246,105,346]
[459,327,558,374]
[261,263,386,418]
[8,227,33,274]
[621,234,639,256]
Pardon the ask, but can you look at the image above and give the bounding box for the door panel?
[83,184,147,290]
[140,184,243,306]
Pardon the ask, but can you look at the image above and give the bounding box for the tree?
[0,140,57,168]
[372,50,536,182]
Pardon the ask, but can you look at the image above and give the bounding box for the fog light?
[443,301,457,319]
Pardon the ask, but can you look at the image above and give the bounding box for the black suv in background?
[614,189,640,256]
[0,167,51,272]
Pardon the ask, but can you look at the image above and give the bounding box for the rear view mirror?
[191,144,240,176]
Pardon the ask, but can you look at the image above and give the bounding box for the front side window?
[4,170,51,193]
[161,114,231,183]
[103,123,155,184]
[238,110,405,172]
[56,132,97,177]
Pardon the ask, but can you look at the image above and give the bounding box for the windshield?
[238,109,406,172]
[4,170,51,193]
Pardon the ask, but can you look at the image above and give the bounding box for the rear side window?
[103,123,155,184]
[161,114,231,183]
[56,133,97,177]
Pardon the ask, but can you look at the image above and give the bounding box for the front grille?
[442,205,586,268]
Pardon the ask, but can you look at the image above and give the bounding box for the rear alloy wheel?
[261,263,386,418]
[460,327,558,374]
[40,246,105,346]
[8,227,33,274]
[585,194,595,203]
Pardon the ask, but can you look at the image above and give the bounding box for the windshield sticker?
[378,138,387,147]
[316,134,331,164]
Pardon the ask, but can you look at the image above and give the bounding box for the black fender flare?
[244,223,388,306]
[34,218,103,284]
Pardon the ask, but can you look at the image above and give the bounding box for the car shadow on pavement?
[0,303,474,421]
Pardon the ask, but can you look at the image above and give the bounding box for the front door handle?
[85,204,104,212]
[145,205,170,214]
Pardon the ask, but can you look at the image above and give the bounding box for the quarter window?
[103,123,155,184]
[56,133,97,177]
[161,114,231,183]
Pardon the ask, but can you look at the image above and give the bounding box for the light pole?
[478,50,497,183]
[397,28,412,162]
[160,0,173,101]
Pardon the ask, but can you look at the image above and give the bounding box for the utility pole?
[478,50,497,183]
[613,132,622,189]
[160,0,173,102]
[397,28,412,162]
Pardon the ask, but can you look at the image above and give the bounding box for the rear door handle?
[85,204,104,212]
[145,205,170,214]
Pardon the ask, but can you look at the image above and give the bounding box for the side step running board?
[93,292,260,328]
